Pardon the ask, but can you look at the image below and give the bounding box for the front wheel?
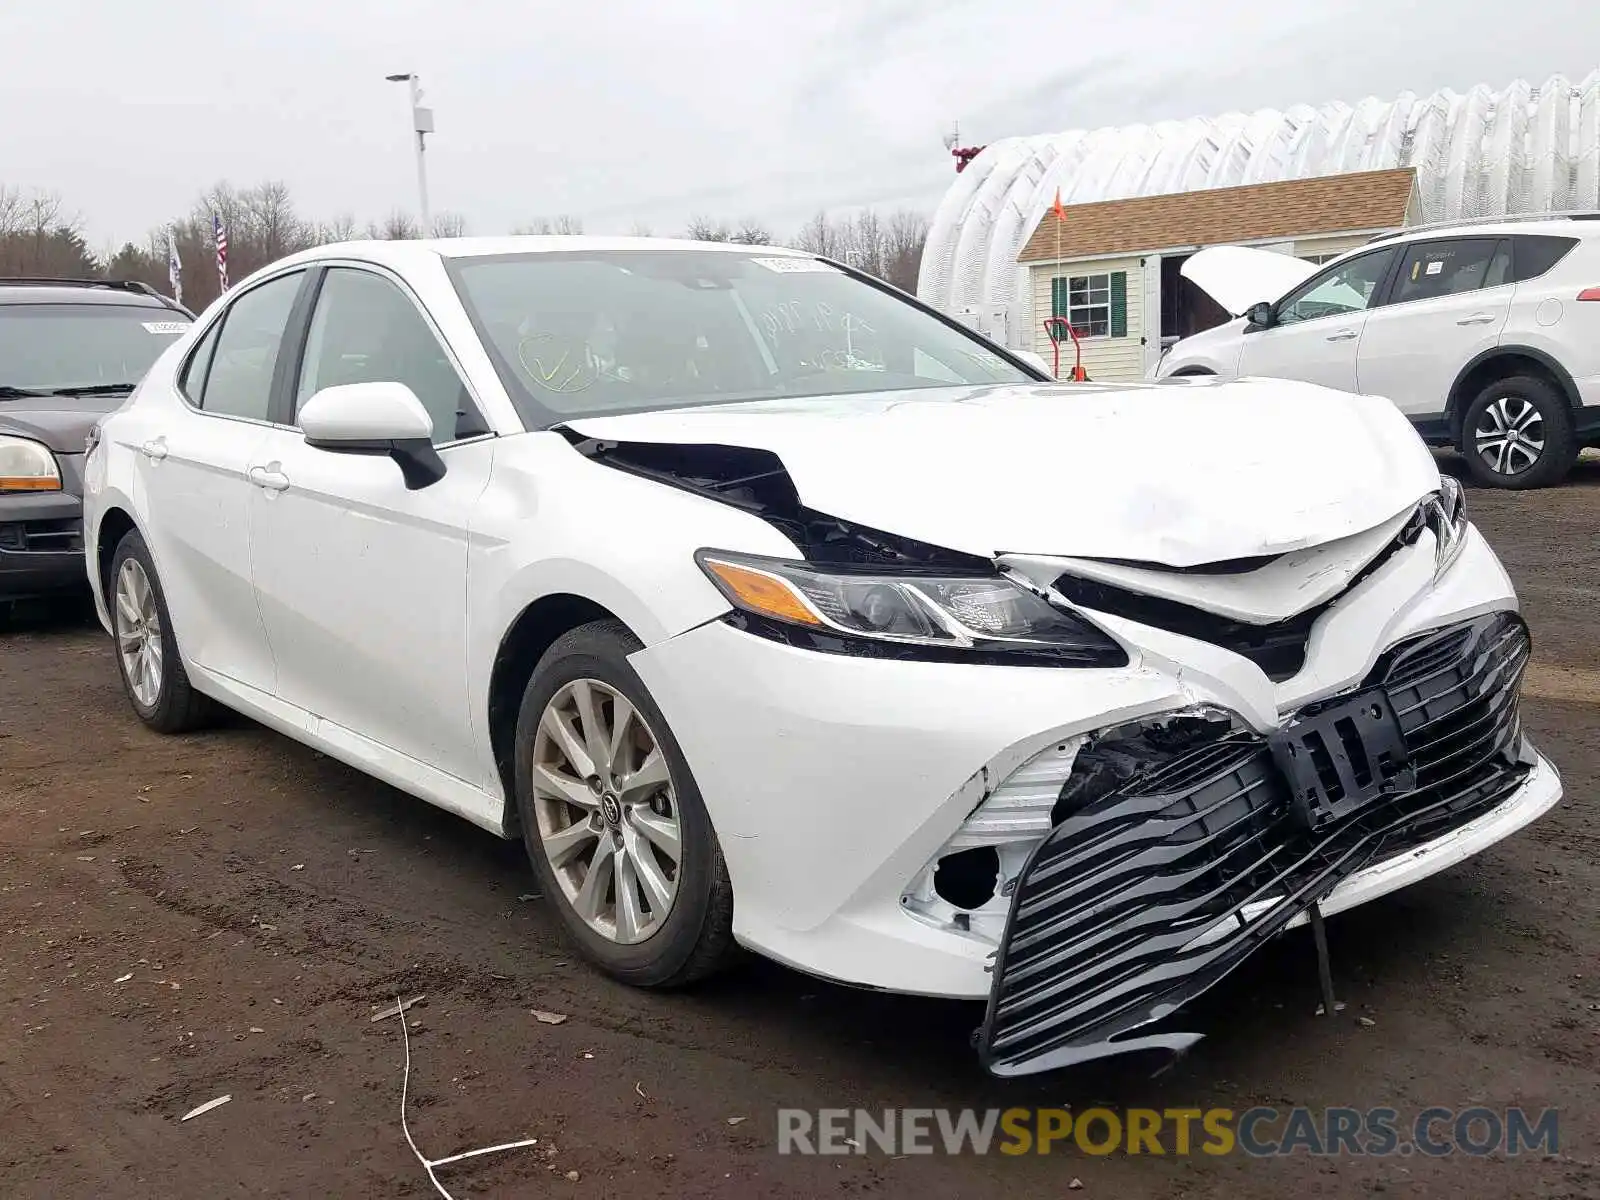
[512,619,736,987]
[1460,376,1577,489]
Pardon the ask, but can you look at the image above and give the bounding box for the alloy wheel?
[114,557,164,708]
[530,678,682,945]
[1474,395,1545,477]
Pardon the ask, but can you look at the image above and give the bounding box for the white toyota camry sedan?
[82,237,1562,1076]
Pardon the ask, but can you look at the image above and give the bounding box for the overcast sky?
[3,1,1597,249]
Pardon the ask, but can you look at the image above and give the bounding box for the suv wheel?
[1460,375,1577,490]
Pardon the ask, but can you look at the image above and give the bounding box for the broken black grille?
[978,611,1533,1076]
[1051,536,1409,683]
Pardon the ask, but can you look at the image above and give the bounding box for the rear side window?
[1391,238,1503,303]
[179,320,222,402]
[1510,235,1579,283]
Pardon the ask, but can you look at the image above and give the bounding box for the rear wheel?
[1460,375,1577,489]
[109,530,216,733]
[512,619,736,987]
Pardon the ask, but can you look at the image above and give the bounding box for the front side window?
[0,303,189,393]
[1391,238,1506,304]
[1276,248,1397,325]
[447,249,1034,425]
[199,271,305,421]
[295,268,486,445]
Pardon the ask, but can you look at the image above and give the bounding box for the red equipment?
[1043,318,1088,381]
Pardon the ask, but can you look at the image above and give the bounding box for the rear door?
[135,268,310,693]
[1236,246,1398,392]
[1355,237,1512,418]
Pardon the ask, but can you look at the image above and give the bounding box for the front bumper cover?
[978,611,1540,1076]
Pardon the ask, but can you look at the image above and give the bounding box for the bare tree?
[882,209,930,292]
[430,211,468,238]
[312,212,363,244]
[511,218,554,235]
[370,210,422,240]
[552,214,584,235]
[791,210,842,259]
[628,220,654,237]
[731,220,772,246]
[685,215,731,242]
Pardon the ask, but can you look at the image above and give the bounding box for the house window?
[1050,271,1127,339]
[1300,253,1341,264]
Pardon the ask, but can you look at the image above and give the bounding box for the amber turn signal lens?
[701,558,823,627]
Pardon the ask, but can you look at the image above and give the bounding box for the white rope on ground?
[395,995,541,1199]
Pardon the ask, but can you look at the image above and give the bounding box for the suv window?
[198,271,305,421]
[1510,234,1579,283]
[294,267,486,445]
[0,303,189,392]
[1391,238,1505,304]
[1275,248,1397,325]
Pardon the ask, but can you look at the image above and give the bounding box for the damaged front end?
[909,611,1535,1077]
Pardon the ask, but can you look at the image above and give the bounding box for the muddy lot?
[3,458,1597,1199]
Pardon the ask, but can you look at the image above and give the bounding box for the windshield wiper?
[0,385,48,399]
[49,383,137,397]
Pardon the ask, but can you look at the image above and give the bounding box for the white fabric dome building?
[918,73,1600,353]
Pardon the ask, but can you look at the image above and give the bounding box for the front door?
[133,268,309,693]
[246,264,496,789]
[1237,246,1399,392]
[1356,237,1512,417]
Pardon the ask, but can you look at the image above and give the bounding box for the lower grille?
[0,518,82,553]
[978,611,1533,1076]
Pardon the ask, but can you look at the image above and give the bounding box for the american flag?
[214,214,229,292]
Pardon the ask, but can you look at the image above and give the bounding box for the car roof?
[1368,213,1600,246]
[267,235,813,275]
[0,279,186,309]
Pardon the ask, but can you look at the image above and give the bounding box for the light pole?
[385,72,434,233]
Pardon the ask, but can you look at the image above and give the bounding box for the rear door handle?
[140,438,167,461]
[247,465,290,492]
[1325,329,1358,342]
[1457,313,1499,325]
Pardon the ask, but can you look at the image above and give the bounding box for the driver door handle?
[140,438,167,461]
[1457,313,1498,325]
[1325,329,1358,342]
[247,465,290,492]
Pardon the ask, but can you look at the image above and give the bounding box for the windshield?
[0,303,190,393]
[447,249,1035,424]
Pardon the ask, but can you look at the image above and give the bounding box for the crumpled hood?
[0,393,122,453]
[1180,245,1320,316]
[561,379,1440,568]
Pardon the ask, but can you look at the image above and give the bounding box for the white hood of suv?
[1180,245,1320,316]
[561,379,1439,568]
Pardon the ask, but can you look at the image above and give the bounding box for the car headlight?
[0,435,61,493]
[695,549,1128,667]
[1425,475,1468,580]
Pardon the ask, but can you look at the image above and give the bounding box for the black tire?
[1459,375,1578,490]
[108,529,217,733]
[512,618,736,988]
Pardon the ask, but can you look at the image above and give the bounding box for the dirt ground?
[2,456,1597,1199]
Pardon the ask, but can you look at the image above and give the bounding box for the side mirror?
[1014,349,1053,376]
[298,382,446,490]
[1244,301,1275,331]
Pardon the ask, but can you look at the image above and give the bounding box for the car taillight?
[1578,287,1600,301]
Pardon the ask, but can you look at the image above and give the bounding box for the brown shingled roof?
[1017,168,1416,263]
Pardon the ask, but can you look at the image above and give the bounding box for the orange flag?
[1051,187,1067,222]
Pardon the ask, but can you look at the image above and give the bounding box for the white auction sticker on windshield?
[750,257,840,273]
[142,321,189,334]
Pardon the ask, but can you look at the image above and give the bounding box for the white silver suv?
[1154,214,1600,489]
